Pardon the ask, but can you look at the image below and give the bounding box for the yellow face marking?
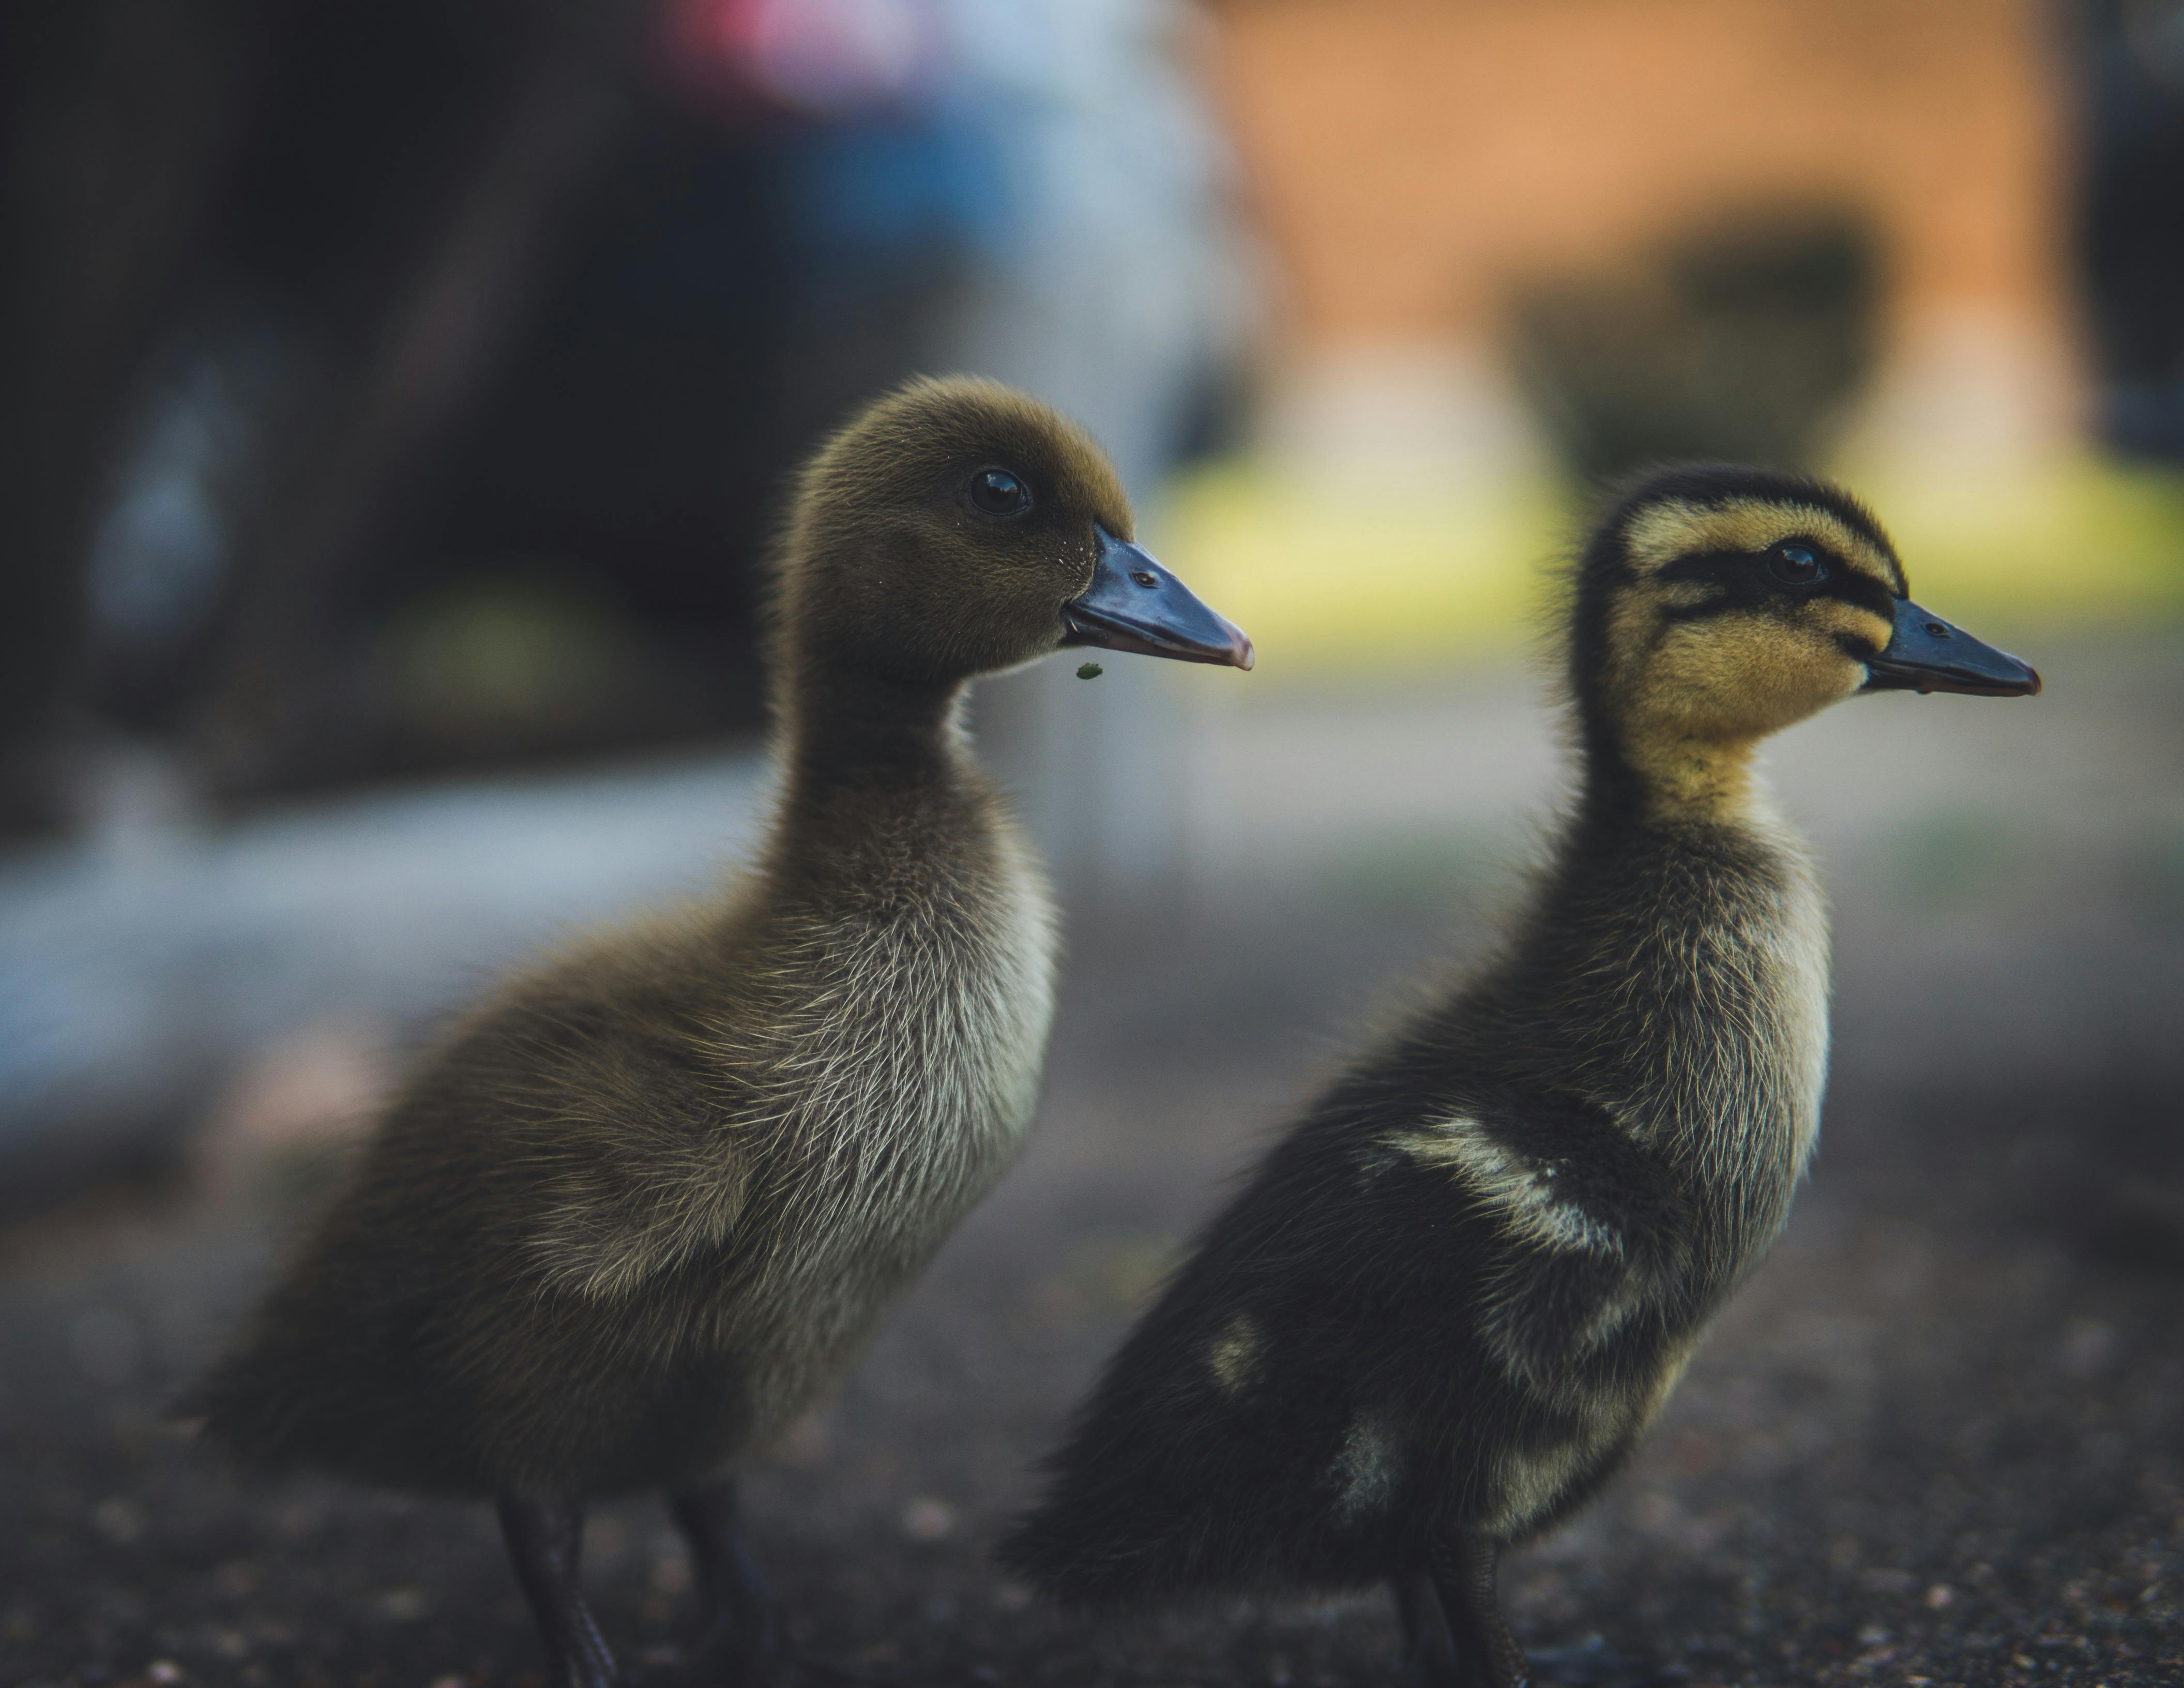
[1603,495,1905,823]
[1642,609,1870,742]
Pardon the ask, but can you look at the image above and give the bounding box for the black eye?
[1767,542,1825,586]
[969,468,1030,517]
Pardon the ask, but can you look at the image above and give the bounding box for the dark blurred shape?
[0,0,638,823]
[1509,205,1882,483]
[194,6,632,797]
[2,0,1242,822]
[2073,0,2184,461]
[0,0,263,838]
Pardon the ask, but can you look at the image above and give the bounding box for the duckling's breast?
[1622,816,1831,1294]
[684,830,1059,1441]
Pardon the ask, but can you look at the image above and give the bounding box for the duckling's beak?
[1061,528,1254,670]
[1860,598,2042,697]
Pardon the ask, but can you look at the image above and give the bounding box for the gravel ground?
[4,641,2181,1688]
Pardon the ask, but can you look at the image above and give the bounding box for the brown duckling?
[186,375,1252,1688]
[999,464,2038,1685]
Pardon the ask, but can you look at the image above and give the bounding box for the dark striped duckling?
[186,376,1251,1688]
[1000,465,2038,1684]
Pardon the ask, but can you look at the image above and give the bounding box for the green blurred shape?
[381,566,640,754]
[1325,826,1514,917]
[1883,811,2027,905]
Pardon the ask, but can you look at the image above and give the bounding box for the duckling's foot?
[1397,1535,1530,1688]
[499,1495,626,1688]
[666,1480,892,1687]
[1523,1636,1686,1687]
[669,1478,782,1685]
[1394,1571,1453,1675]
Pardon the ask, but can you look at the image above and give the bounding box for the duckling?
[185,375,1253,1688]
[998,464,2038,1685]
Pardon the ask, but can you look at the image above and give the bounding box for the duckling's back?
[191,773,1057,1501]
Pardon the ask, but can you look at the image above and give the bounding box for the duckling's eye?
[1766,542,1825,586]
[969,468,1030,517]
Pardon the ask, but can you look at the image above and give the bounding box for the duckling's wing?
[507,1098,752,1304]
[1004,1091,1693,1597]
[369,929,763,1310]
[460,1016,754,1306]
[1386,1093,1690,1394]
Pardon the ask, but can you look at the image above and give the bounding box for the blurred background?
[2,3,2180,1685]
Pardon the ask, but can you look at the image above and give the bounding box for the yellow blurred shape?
[1845,457,2184,635]
[1157,455,2184,675]
[1155,463,1568,675]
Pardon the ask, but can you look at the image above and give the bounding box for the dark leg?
[670,1476,782,1685]
[1428,1533,1530,1688]
[1394,1571,1460,1682]
[498,1495,623,1688]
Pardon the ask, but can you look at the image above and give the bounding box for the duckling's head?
[1570,464,2040,817]
[771,376,1251,696]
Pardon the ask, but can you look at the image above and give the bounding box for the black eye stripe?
[1651,548,1751,584]
[1824,571,1896,619]
[1660,582,1895,623]
[1652,547,1895,618]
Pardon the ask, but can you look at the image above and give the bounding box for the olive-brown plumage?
[999,465,2038,1686]
[187,376,1250,1687]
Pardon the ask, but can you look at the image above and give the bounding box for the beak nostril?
[1926,623,1949,638]
[1130,570,1158,587]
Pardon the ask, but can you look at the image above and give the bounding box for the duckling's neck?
[1582,705,1771,833]
[1548,711,1826,1278]
[1614,734,1767,831]
[778,666,974,807]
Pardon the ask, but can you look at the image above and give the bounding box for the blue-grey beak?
[1061,528,1254,670]
[1861,598,2041,697]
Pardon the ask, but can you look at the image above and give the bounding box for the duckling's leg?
[498,1495,624,1688]
[1396,1571,1460,1678]
[669,1477,781,1684]
[1424,1533,1530,1688]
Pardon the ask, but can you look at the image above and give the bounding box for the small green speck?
[1076,661,1104,680]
